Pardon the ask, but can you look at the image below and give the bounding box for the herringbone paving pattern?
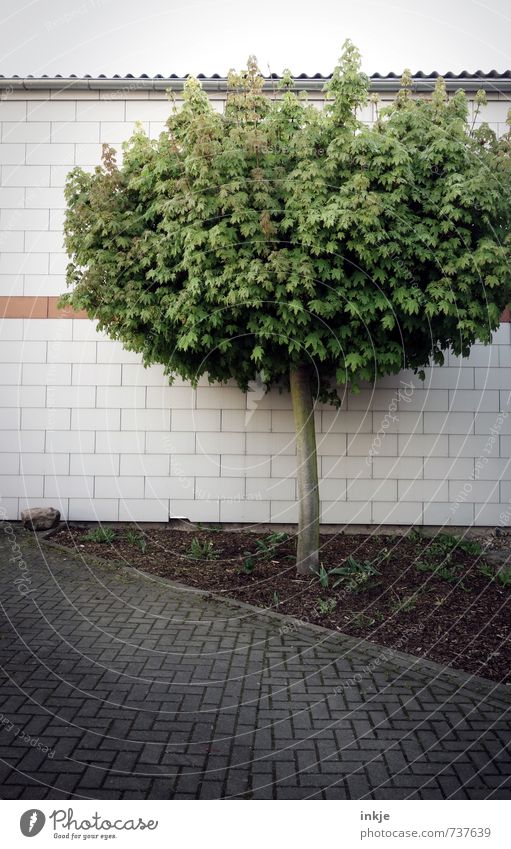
[0,528,509,799]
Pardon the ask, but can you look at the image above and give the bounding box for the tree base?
[296,548,319,576]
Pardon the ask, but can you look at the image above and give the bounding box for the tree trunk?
[290,364,320,576]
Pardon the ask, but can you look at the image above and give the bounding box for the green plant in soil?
[316,597,337,616]
[478,562,495,579]
[345,571,381,593]
[391,593,420,613]
[416,559,466,588]
[497,567,511,587]
[455,537,483,556]
[83,527,116,544]
[348,611,376,629]
[241,533,293,573]
[241,552,256,574]
[425,533,483,560]
[429,533,459,554]
[264,532,289,546]
[408,529,425,544]
[255,533,290,558]
[414,533,485,589]
[186,537,220,560]
[479,562,511,588]
[343,554,381,576]
[317,564,330,589]
[125,527,147,553]
[316,555,381,591]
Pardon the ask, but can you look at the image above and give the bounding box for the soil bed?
[52,525,510,683]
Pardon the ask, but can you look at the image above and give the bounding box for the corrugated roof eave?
[1,70,511,92]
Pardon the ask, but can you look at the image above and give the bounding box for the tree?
[62,42,511,575]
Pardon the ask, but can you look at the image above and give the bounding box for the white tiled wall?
[0,315,510,526]
[1,88,511,525]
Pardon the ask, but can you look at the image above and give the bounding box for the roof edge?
[1,74,511,93]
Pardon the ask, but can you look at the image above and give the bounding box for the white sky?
[0,0,509,77]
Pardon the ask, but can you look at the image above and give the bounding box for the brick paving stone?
[0,528,509,799]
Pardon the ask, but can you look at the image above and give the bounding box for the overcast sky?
[0,0,509,78]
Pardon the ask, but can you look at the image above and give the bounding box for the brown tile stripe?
[0,296,88,319]
[47,298,88,319]
[0,296,510,323]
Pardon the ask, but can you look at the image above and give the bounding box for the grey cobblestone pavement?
[0,527,509,800]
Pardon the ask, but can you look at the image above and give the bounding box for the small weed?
[345,571,379,592]
[272,591,280,607]
[255,539,270,555]
[478,562,495,580]
[435,565,461,584]
[478,562,511,587]
[242,552,256,575]
[83,527,116,544]
[187,537,220,560]
[408,529,424,544]
[418,561,456,581]
[430,533,458,554]
[425,533,482,562]
[348,611,376,628]
[242,533,290,569]
[391,593,419,613]
[328,556,380,589]
[125,528,147,553]
[318,565,330,589]
[265,532,289,546]
[456,538,483,556]
[417,559,466,587]
[316,597,337,616]
[374,547,390,567]
[255,532,289,558]
[313,556,380,592]
[420,534,457,568]
[497,567,511,588]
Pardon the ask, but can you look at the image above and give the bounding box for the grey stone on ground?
[20,507,60,531]
[484,549,511,568]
